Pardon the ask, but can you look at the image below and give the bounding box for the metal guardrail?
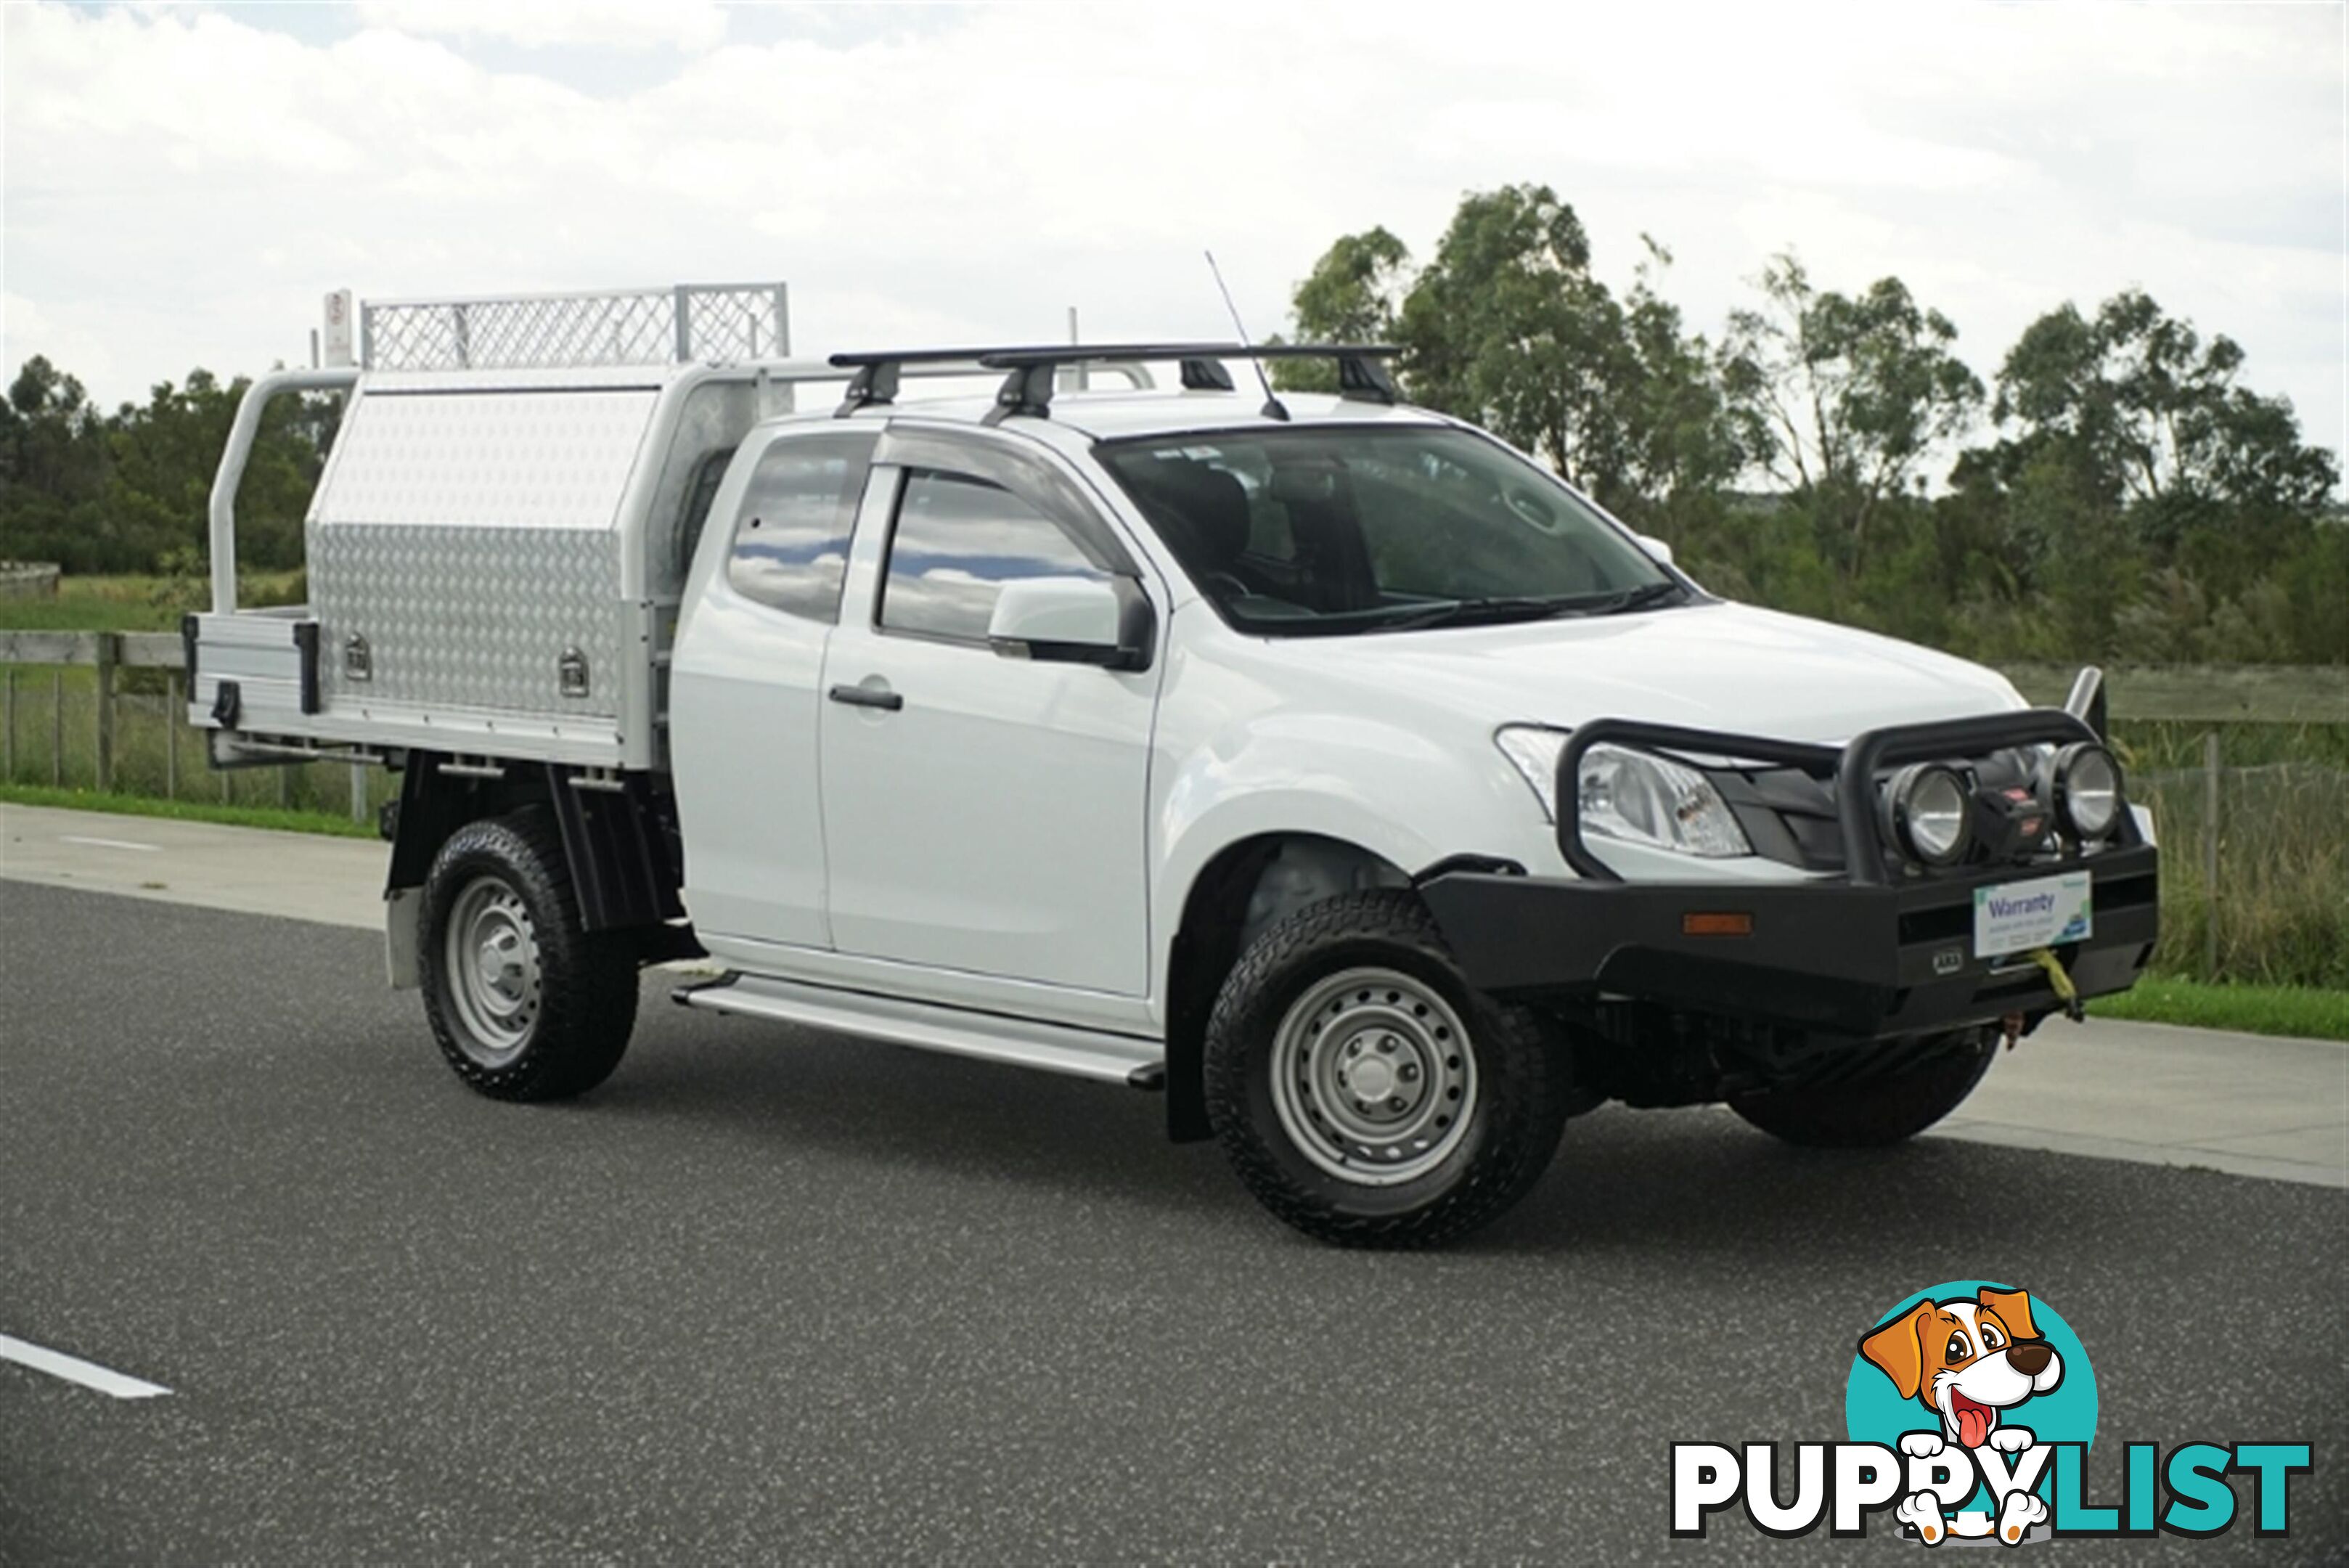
[12,638,2332,720]
[0,631,185,668]
[1,634,2341,834]
[2000,663,2348,725]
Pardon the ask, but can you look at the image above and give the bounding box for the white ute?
[192,285,2158,1246]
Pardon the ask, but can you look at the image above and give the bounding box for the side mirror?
[987,576,1153,671]
[1636,533,1676,566]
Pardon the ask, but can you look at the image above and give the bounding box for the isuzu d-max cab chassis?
[191,286,2157,1246]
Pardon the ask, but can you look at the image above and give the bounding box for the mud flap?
[385,886,422,989]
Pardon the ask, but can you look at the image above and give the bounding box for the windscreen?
[1095,425,1683,636]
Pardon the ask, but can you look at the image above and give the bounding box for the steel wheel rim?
[1270,966,1478,1185]
[444,874,541,1064]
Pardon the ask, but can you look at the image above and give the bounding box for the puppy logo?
[1672,1281,2311,1544]
[1860,1285,2064,1453]
[1849,1282,2090,1547]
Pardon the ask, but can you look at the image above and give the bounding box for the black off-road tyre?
[1728,1029,1998,1148]
[1203,890,1571,1248]
[418,807,638,1101]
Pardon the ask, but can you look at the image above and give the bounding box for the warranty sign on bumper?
[1973,870,2093,957]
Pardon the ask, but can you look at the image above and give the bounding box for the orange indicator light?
[1682,912,1754,937]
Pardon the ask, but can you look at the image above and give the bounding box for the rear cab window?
[725,431,878,624]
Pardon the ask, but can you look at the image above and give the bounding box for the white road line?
[57,834,161,852]
[0,1334,171,1398]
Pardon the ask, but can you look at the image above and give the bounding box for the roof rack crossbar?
[981,362,1058,428]
[824,343,1402,422]
[1180,358,1236,391]
[835,359,902,418]
[1333,353,1400,405]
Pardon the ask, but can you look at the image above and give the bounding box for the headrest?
[1127,461,1251,572]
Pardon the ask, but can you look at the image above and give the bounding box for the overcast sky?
[4,1,2342,478]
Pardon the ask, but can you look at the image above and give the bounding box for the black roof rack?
[825,342,1403,422]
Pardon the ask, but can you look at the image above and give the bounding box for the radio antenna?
[1204,249,1288,422]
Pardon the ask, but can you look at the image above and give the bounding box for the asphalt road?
[2,881,2343,1564]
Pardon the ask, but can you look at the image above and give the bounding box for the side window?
[726,432,876,624]
[880,470,1109,642]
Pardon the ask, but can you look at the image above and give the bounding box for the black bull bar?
[1420,709,2160,1039]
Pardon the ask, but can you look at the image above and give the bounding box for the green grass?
[2090,975,2349,1041]
[0,570,306,633]
[0,594,183,632]
[0,781,377,838]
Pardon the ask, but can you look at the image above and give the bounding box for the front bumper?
[1422,708,2160,1040]
[1421,845,2158,1038]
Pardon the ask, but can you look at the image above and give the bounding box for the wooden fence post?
[350,761,367,824]
[4,666,15,781]
[166,671,181,799]
[51,668,62,787]
[94,632,118,793]
[2202,730,2221,981]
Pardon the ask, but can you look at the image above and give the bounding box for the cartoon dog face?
[1859,1286,2064,1449]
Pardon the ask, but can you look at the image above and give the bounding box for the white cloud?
[1,1,2340,475]
[350,0,728,53]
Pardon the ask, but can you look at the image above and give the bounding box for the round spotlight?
[1885,763,1972,866]
[2049,742,2123,840]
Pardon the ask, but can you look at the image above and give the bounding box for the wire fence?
[2131,758,2349,987]
[0,661,393,822]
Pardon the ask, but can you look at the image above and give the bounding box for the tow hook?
[2027,944,2086,1024]
[2000,1012,2025,1051]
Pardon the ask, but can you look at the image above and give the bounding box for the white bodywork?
[195,351,2035,1066]
[664,387,2030,1045]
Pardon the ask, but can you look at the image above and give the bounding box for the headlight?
[1494,726,1572,821]
[1883,763,1972,866]
[1496,726,1750,857]
[2046,742,2122,840]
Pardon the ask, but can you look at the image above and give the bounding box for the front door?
[817,432,1160,995]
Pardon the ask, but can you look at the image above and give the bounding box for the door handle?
[828,682,904,712]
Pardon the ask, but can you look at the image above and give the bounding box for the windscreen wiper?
[1573,580,1689,616]
[1368,595,1589,632]
[1371,581,1688,632]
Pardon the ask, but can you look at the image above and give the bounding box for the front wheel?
[1203,891,1570,1248]
[418,807,638,1101]
[1728,1029,1997,1148]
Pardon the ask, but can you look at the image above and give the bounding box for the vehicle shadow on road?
[585,999,1235,1211]
[1482,1103,2099,1260]
[581,989,2085,1259]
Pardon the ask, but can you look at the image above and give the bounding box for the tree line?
[3,190,2341,665]
[1,358,338,583]
[1275,183,2345,666]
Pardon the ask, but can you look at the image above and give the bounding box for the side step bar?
[674,973,1164,1087]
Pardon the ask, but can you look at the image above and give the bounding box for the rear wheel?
[1728,1029,1997,1148]
[1204,891,1570,1248]
[419,808,637,1101]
